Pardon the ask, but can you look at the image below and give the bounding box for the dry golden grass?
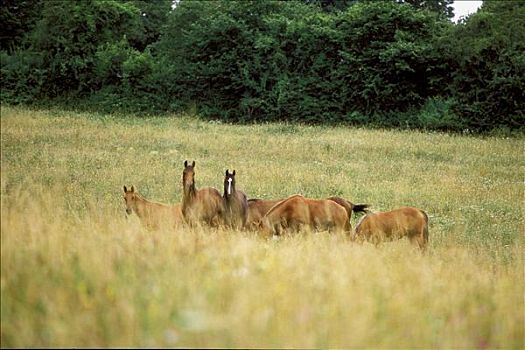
[1,106,523,348]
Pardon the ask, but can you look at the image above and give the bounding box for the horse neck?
[264,199,284,221]
[224,186,236,202]
[182,183,197,206]
[131,194,150,218]
[354,213,368,232]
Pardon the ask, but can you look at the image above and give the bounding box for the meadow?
[1,106,523,348]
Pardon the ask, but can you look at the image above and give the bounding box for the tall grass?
[1,106,523,348]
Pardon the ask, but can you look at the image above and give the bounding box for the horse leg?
[370,233,382,247]
[409,229,427,251]
[210,214,221,228]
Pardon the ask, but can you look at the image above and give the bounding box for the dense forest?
[1,0,524,132]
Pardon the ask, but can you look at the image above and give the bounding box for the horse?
[258,194,350,237]
[123,185,184,230]
[247,196,368,231]
[181,160,225,227]
[223,169,248,230]
[327,196,370,229]
[246,198,283,230]
[353,206,429,250]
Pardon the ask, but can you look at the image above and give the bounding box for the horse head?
[183,160,196,191]
[224,169,236,196]
[123,185,136,215]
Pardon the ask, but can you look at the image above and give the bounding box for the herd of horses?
[123,160,429,250]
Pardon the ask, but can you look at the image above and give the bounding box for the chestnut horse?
[123,185,184,230]
[247,198,283,230]
[327,196,369,228]
[223,169,248,229]
[259,195,350,237]
[354,206,429,250]
[181,160,225,227]
[248,196,368,231]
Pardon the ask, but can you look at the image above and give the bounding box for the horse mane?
[264,194,303,217]
[133,192,171,207]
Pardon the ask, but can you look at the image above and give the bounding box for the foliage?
[397,0,454,19]
[154,0,445,124]
[334,1,443,115]
[0,0,523,132]
[126,0,173,51]
[37,0,140,95]
[304,0,358,12]
[0,0,44,52]
[444,0,525,131]
[0,50,46,103]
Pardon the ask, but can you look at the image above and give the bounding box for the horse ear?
[233,170,236,176]
[191,160,195,167]
[225,169,229,176]
[131,185,135,193]
[184,160,188,167]
[123,185,127,193]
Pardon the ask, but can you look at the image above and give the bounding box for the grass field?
[1,105,523,348]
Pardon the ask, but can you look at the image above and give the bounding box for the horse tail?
[420,209,429,246]
[352,204,370,214]
[327,197,370,216]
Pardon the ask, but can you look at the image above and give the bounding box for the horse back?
[327,196,353,219]
[308,199,349,232]
[265,195,309,227]
[196,187,224,208]
[185,187,224,225]
[394,207,427,231]
[359,207,427,237]
[171,203,185,227]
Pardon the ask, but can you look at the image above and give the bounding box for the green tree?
[335,1,446,115]
[397,0,454,19]
[304,0,358,12]
[446,0,525,130]
[126,0,173,51]
[0,0,44,52]
[29,0,140,95]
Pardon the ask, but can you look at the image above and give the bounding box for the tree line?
[1,0,523,132]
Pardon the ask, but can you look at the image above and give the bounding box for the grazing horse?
[123,185,184,230]
[259,194,350,237]
[181,160,225,227]
[246,198,283,230]
[354,207,429,250]
[248,196,368,231]
[327,196,370,228]
[223,169,248,229]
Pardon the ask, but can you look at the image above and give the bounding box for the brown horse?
[123,185,184,230]
[223,169,248,229]
[259,194,350,237]
[246,198,283,230]
[354,207,429,250]
[181,160,225,227]
[327,196,369,229]
[248,196,368,231]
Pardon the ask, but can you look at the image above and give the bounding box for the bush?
[0,50,46,103]
[446,1,525,131]
[155,1,447,124]
[1,0,523,133]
